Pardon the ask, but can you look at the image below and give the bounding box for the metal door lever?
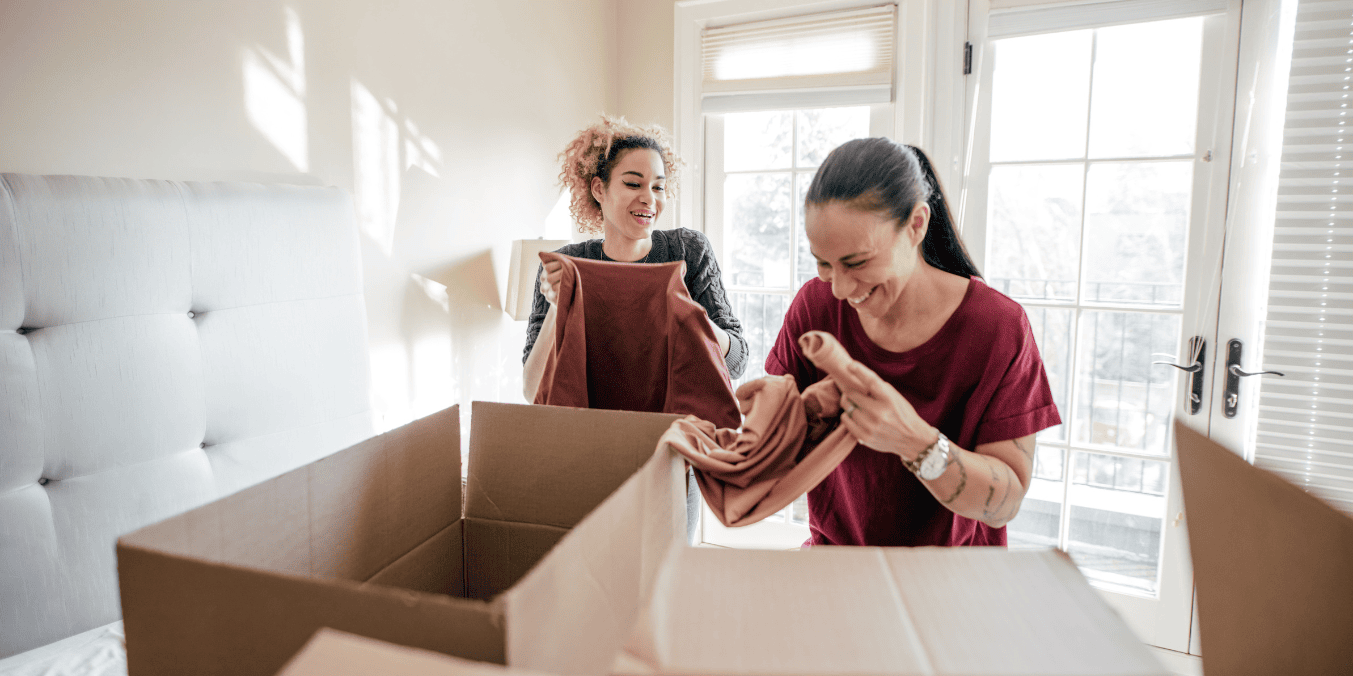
[1153,336,1205,415]
[1223,339,1284,418]
[1228,364,1284,378]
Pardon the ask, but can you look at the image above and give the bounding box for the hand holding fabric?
[836,361,938,464]
[796,331,938,463]
[538,260,564,305]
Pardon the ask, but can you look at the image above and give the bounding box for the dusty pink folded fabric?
[662,330,866,527]
[534,252,740,429]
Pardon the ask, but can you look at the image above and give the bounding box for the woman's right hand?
[539,260,564,305]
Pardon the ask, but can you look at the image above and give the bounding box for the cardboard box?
[277,629,554,676]
[120,396,1171,676]
[1174,422,1353,675]
[499,432,1170,676]
[117,402,684,676]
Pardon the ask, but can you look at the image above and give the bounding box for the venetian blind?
[988,0,1226,39]
[1255,0,1353,516]
[700,5,896,113]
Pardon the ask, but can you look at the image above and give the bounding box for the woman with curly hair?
[522,116,748,401]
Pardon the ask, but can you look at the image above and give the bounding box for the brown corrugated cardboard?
[1173,421,1353,675]
[605,546,1168,676]
[502,429,1169,676]
[120,396,1168,676]
[117,402,683,676]
[277,629,554,676]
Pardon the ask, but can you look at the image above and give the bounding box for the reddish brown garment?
[533,252,740,429]
[662,330,864,527]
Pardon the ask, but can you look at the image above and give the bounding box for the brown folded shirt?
[663,330,865,527]
[533,252,741,429]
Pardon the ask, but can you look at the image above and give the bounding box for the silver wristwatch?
[904,431,951,481]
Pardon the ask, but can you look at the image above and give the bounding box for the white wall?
[616,0,676,131]
[0,0,663,434]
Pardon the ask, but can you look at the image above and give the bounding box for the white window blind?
[1255,0,1353,516]
[988,0,1226,39]
[701,4,896,113]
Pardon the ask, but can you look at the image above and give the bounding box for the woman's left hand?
[836,361,939,463]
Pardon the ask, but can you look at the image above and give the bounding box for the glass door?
[964,6,1241,652]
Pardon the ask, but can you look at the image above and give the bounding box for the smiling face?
[591,148,666,242]
[805,199,929,317]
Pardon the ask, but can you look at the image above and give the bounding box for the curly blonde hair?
[558,115,682,234]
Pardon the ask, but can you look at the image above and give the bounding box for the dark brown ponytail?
[804,138,981,279]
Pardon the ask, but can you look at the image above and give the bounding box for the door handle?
[1223,339,1284,418]
[1229,364,1285,378]
[1153,336,1205,415]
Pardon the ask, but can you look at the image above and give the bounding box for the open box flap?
[1174,421,1353,674]
[279,629,557,676]
[503,441,686,675]
[466,402,680,529]
[616,546,1167,676]
[119,404,461,582]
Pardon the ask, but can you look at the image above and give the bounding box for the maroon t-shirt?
[766,276,1061,547]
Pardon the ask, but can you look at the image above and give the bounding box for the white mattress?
[0,623,125,676]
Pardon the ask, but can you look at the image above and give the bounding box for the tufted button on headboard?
[0,174,373,658]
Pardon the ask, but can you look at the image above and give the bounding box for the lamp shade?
[506,238,569,320]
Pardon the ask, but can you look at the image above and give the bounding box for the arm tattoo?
[1013,437,1034,462]
[941,452,968,505]
[994,470,1021,524]
[981,461,999,519]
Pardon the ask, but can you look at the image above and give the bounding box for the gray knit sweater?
[521,227,748,379]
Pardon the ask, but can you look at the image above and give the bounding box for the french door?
[964,0,1247,654]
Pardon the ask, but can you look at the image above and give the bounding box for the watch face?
[919,438,948,480]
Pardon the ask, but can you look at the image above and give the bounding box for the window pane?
[1074,311,1180,455]
[796,106,870,167]
[1067,450,1168,596]
[1024,306,1074,442]
[796,171,817,288]
[986,164,1083,303]
[725,111,792,171]
[1082,161,1192,307]
[730,291,792,387]
[1088,18,1203,159]
[990,30,1092,162]
[791,493,809,525]
[725,173,792,288]
[1008,446,1065,549]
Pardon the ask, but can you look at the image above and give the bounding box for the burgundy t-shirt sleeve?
[972,305,1062,446]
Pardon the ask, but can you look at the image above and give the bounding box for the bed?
[0,174,374,674]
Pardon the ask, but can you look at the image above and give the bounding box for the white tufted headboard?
[0,174,374,659]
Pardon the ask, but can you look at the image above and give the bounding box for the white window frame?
[675,0,971,236]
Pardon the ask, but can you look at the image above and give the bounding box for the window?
[701,106,880,548]
[685,2,900,548]
[972,18,1210,597]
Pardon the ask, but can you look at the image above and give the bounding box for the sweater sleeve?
[521,265,551,365]
[522,242,590,364]
[679,229,749,379]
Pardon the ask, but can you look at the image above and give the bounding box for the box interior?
[117,402,681,676]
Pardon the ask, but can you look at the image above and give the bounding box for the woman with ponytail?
[766,139,1060,547]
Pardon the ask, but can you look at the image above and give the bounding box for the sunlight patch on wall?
[350,79,443,256]
[410,272,450,313]
[543,189,575,240]
[243,7,308,171]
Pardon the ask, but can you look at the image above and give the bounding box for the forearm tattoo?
[941,451,967,505]
[1013,437,1034,462]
